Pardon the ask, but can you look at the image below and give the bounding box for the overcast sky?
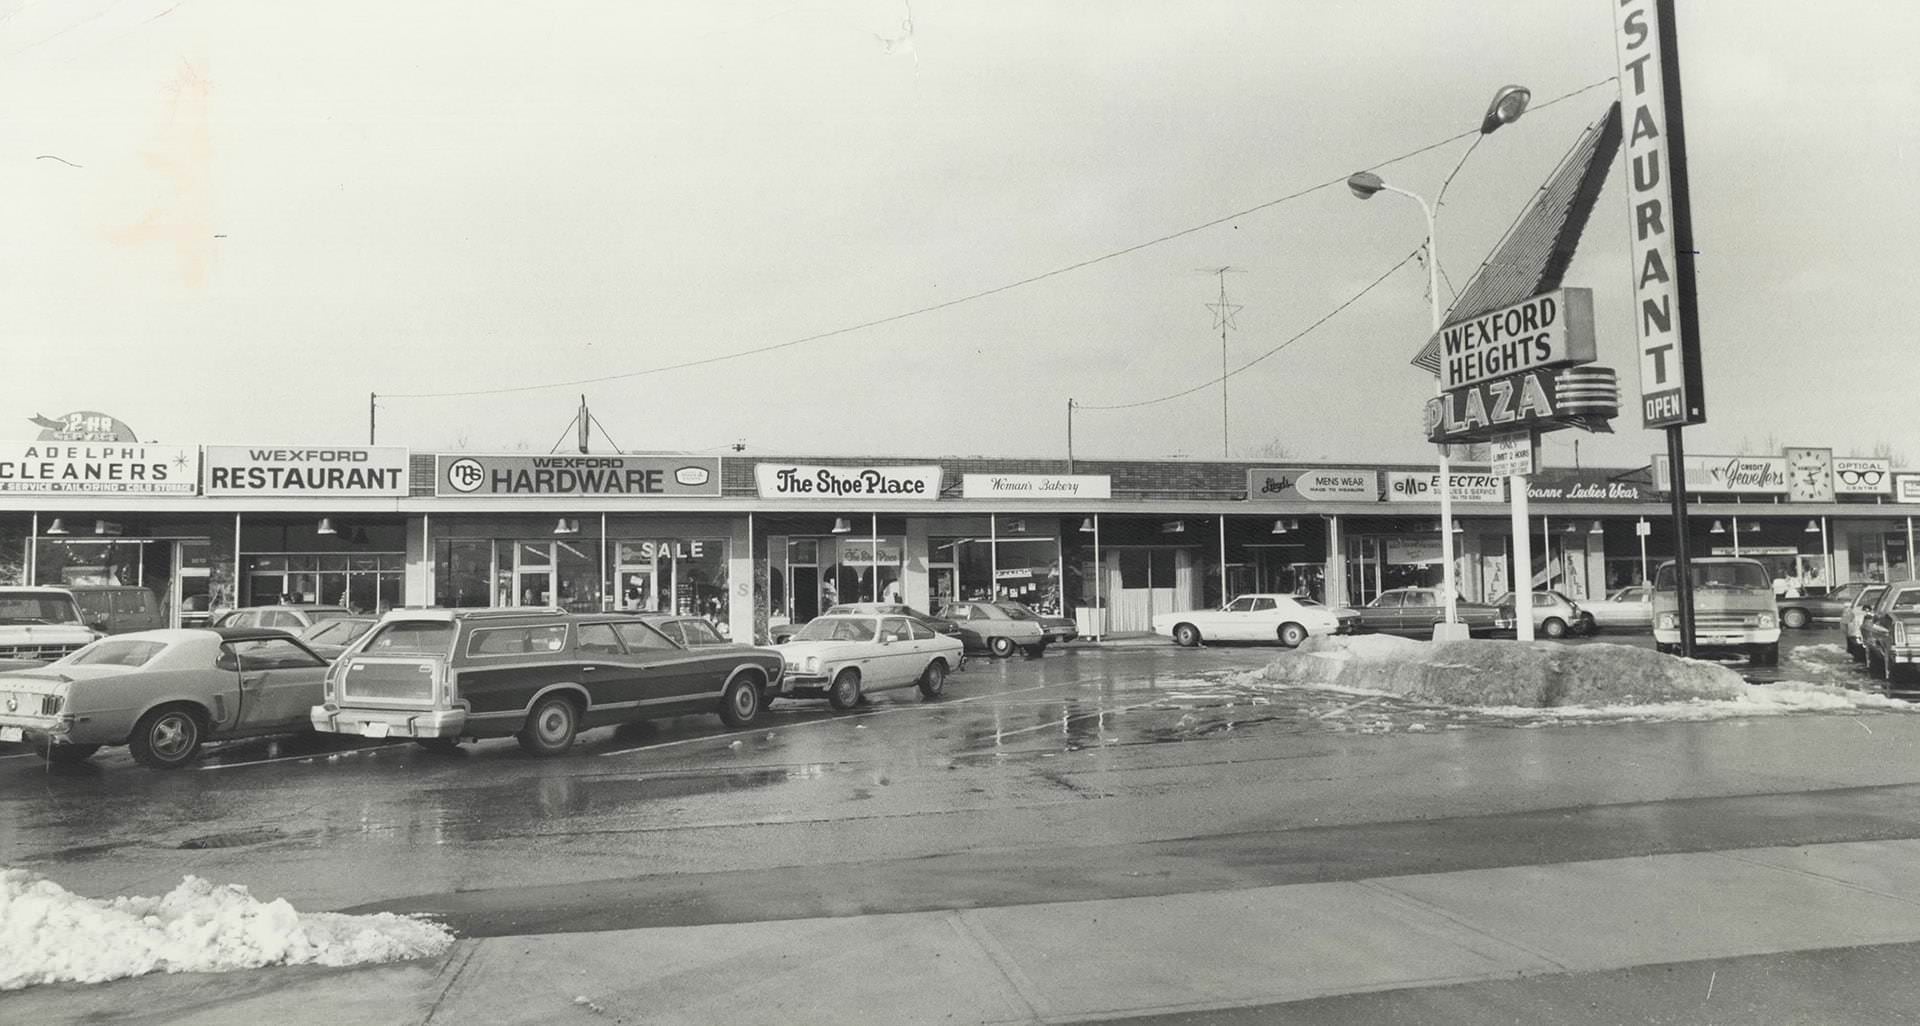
[3,1,1916,472]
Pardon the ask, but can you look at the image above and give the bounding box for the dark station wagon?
[310,607,784,755]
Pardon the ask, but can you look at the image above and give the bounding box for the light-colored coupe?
[1582,586,1654,632]
[1153,593,1346,648]
[773,613,964,709]
[0,628,328,768]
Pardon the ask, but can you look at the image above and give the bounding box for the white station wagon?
[773,614,964,709]
[1154,593,1350,649]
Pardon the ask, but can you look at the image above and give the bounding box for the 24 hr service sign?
[204,446,410,496]
[436,454,721,497]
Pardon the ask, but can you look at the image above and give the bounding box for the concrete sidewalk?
[18,838,1920,1025]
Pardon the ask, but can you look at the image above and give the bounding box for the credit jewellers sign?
[204,446,409,496]
[1615,0,1708,428]
[438,454,721,497]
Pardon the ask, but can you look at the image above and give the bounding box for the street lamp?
[1347,86,1530,637]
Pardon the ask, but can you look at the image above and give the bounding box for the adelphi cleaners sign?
[0,442,196,494]
[204,446,410,496]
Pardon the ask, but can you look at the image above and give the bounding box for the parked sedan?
[1153,593,1344,648]
[1845,584,1889,662]
[1583,586,1653,632]
[1491,591,1591,639]
[990,601,1078,644]
[937,600,1048,657]
[1862,583,1920,688]
[1777,583,1862,630]
[0,628,329,768]
[828,603,963,640]
[297,616,378,661]
[773,613,964,709]
[215,605,356,632]
[1353,588,1507,638]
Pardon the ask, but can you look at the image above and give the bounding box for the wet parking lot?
[5,627,1917,929]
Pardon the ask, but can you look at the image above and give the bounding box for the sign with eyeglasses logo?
[1833,458,1892,495]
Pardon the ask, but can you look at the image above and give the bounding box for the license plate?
[359,722,390,739]
[0,726,22,743]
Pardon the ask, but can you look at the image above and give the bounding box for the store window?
[242,553,403,613]
[614,538,728,622]
[932,534,1063,612]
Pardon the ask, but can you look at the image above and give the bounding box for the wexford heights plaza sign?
[1422,288,1620,444]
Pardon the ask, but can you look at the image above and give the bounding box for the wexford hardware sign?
[0,442,195,494]
[437,454,721,497]
[755,464,942,499]
[204,446,410,496]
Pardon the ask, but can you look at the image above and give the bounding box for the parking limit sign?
[1488,432,1535,477]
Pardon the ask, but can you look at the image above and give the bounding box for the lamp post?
[1347,85,1530,641]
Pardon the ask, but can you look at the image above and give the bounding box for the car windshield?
[361,621,455,656]
[306,608,354,622]
[1654,562,1771,591]
[0,593,85,626]
[305,619,374,645]
[1293,597,1321,607]
[995,603,1038,620]
[792,618,877,642]
[67,639,168,667]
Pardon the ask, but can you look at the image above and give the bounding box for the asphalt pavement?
[6,625,1920,1024]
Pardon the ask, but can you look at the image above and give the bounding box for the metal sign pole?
[1667,431,1697,657]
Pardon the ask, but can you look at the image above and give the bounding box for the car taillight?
[40,694,62,716]
[1898,622,1909,645]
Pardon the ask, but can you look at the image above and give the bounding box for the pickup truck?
[1652,557,1780,666]
[0,586,101,668]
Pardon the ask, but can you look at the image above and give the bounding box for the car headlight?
[1657,613,1678,631]
[804,656,819,673]
[1755,613,1776,630]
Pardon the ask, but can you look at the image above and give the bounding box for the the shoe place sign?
[1422,288,1621,444]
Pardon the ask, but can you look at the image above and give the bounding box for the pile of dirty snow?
[0,870,454,991]
[1262,634,1745,707]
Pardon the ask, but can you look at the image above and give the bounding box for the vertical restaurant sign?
[203,446,410,496]
[1893,473,1920,504]
[754,464,941,499]
[436,454,720,496]
[1615,0,1707,428]
[0,442,195,494]
[1651,454,1787,494]
[1833,457,1893,496]
[1383,469,1505,503]
[1246,468,1380,502]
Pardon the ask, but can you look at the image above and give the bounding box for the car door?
[1358,592,1402,633]
[1209,597,1255,640]
[876,615,919,686]
[1243,597,1282,641]
[226,637,329,731]
[1400,590,1437,634]
[573,622,635,709]
[946,603,982,650]
[611,620,716,706]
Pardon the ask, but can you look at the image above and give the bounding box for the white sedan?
[772,613,964,709]
[1153,594,1346,648]
[1582,586,1653,632]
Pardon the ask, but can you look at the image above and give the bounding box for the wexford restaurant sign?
[204,446,410,496]
[755,464,942,499]
[1652,454,1787,495]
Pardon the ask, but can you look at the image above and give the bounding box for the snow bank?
[0,870,454,991]
[1267,635,1745,707]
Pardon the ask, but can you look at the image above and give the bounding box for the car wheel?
[1022,643,1047,659]
[413,738,462,754]
[988,636,1016,658]
[828,668,863,710]
[1541,617,1568,640]
[1781,607,1810,630]
[1277,623,1308,648]
[1172,623,1201,648]
[516,694,579,756]
[719,675,763,727]
[1578,613,1596,634]
[918,659,947,700]
[1868,647,1885,680]
[39,740,100,764]
[129,706,205,770]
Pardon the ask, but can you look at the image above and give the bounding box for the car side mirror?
[89,616,110,631]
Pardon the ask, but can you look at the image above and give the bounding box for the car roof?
[211,626,313,643]
[231,604,352,612]
[0,586,79,595]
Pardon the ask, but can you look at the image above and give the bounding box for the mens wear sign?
[1384,470,1504,504]
[961,474,1110,500]
[0,442,195,494]
[437,454,720,497]
[204,446,409,496]
[755,464,941,499]
[1246,468,1379,502]
[1652,454,1787,494]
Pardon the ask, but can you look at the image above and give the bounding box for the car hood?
[775,640,876,661]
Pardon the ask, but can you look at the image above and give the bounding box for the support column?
[729,515,754,642]
[1326,515,1344,608]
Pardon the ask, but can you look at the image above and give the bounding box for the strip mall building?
[3,440,1917,641]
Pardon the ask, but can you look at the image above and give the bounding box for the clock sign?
[1783,447,1834,503]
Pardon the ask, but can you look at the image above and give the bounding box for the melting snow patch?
[1471,681,1917,724]
[0,870,454,991]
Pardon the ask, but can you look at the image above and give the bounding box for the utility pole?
[1066,398,1075,473]
[577,394,590,453]
[1200,266,1245,458]
[368,393,376,445]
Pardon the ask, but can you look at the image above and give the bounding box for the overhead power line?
[383,76,1617,402]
